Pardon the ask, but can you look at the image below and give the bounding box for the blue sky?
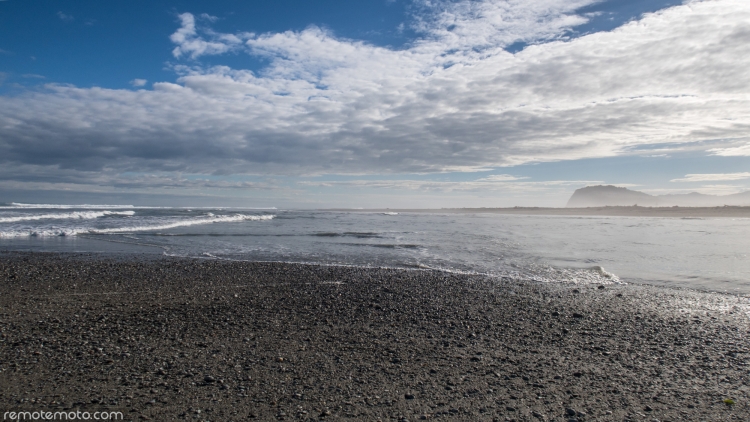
[0,0,749,207]
[0,1,415,91]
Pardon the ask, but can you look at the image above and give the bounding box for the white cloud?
[670,172,750,182]
[170,13,248,59]
[709,142,750,157]
[476,174,528,182]
[200,13,220,23]
[130,79,148,87]
[0,0,749,191]
[410,0,594,57]
[57,11,74,22]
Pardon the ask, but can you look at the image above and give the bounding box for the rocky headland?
[566,186,750,208]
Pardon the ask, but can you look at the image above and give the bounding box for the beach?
[1,252,748,421]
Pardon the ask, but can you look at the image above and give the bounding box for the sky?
[0,0,748,208]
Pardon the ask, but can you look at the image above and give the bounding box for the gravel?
[0,252,748,421]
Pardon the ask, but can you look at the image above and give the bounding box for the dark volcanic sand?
[0,253,748,421]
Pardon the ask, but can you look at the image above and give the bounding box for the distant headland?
[566,185,750,208]
[324,185,750,217]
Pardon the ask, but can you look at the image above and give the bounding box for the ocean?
[1,203,748,294]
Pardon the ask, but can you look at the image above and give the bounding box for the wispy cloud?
[709,143,750,157]
[57,11,74,22]
[409,0,593,56]
[0,0,748,192]
[130,79,148,87]
[476,174,528,182]
[200,13,220,23]
[170,13,248,59]
[671,172,750,183]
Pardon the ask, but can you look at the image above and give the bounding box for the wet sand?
[1,252,749,421]
[327,206,750,218]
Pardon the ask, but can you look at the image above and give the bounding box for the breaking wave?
[0,203,138,209]
[91,214,275,234]
[0,214,274,238]
[0,211,135,223]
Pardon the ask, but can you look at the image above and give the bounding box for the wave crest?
[0,214,274,238]
[92,214,274,234]
[1,203,136,209]
[0,211,135,223]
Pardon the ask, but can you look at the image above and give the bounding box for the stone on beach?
[0,252,748,421]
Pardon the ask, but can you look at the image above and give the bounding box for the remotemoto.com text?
[4,411,123,421]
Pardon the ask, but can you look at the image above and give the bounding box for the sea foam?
[0,203,138,209]
[0,214,274,238]
[91,214,274,234]
[0,211,135,223]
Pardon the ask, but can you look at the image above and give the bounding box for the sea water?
[1,203,748,294]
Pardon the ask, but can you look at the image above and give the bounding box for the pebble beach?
[1,252,749,421]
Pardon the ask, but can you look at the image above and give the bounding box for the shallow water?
[1,203,748,293]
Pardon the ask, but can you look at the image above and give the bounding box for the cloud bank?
[1,0,749,193]
[671,172,750,183]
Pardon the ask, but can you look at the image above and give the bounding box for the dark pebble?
[0,252,746,421]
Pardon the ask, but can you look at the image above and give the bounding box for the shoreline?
[323,206,750,218]
[1,252,749,421]
[4,248,747,298]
